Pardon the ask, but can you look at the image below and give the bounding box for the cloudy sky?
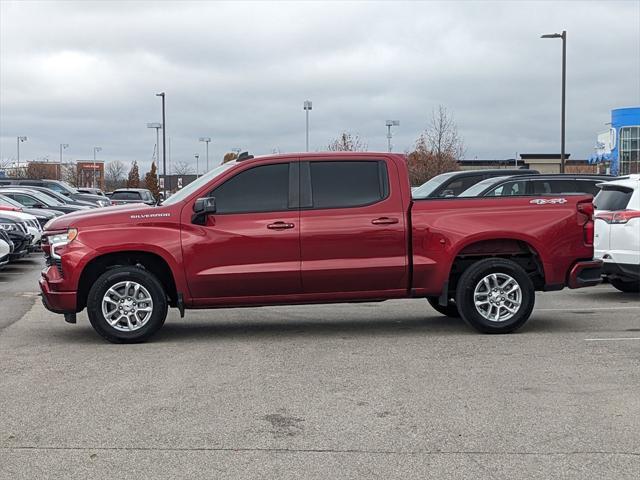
[1,0,639,174]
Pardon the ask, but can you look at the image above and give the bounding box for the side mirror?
[441,189,455,197]
[193,197,216,214]
[34,204,46,209]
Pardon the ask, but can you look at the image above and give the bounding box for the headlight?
[0,223,17,231]
[47,228,78,259]
[98,200,110,207]
[47,228,78,245]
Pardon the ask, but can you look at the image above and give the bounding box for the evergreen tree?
[144,162,160,200]
[126,161,140,188]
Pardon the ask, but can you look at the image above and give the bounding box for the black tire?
[87,266,168,343]
[610,278,640,293]
[455,258,535,334]
[427,296,460,317]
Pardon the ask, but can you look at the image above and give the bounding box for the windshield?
[411,172,457,199]
[459,176,511,197]
[26,190,64,206]
[162,162,236,206]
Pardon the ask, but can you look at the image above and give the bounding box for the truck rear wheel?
[86,266,168,343]
[455,258,535,334]
[427,297,460,318]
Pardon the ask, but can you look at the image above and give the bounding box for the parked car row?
[413,169,639,294]
[0,179,118,271]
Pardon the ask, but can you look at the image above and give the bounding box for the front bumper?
[568,260,603,289]
[39,266,78,314]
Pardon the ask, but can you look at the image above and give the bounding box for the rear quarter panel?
[411,195,594,295]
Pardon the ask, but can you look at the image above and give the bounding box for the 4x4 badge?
[529,198,568,205]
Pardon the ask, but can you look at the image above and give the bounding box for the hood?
[45,203,173,231]
[0,211,37,222]
[23,208,60,219]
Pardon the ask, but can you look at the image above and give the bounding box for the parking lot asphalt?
[0,260,639,479]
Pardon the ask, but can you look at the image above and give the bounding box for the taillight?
[577,200,594,246]
[595,210,640,224]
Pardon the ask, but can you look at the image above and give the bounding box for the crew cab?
[39,153,601,343]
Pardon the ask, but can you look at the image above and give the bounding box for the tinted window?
[309,161,387,209]
[112,192,143,201]
[548,180,577,194]
[211,163,290,214]
[594,187,633,211]
[488,180,526,196]
[575,180,601,196]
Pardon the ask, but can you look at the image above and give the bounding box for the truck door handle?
[267,221,295,230]
[371,217,399,225]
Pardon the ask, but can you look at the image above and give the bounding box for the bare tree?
[61,163,79,187]
[425,105,465,160]
[405,106,464,186]
[105,160,126,191]
[327,132,368,152]
[172,160,194,175]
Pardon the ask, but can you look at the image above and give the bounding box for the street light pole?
[59,144,69,180]
[303,100,312,152]
[16,136,27,169]
[195,153,200,177]
[541,30,567,173]
[93,146,102,188]
[156,92,167,198]
[199,137,211,172]
[385,120,400,152]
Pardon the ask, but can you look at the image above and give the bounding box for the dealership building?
[589,106,640,175]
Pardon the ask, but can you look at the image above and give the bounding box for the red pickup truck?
[40,152,602,343]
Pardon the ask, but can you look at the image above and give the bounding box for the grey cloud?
[1,0,638,173]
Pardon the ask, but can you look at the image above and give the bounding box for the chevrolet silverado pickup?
[39,152,602,343]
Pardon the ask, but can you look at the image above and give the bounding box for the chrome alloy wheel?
[473,273,522,323]
[101,281,154,332]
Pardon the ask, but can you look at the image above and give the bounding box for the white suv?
[594,175,640,293]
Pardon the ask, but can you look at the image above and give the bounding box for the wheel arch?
[76,250,179,312]
[445,237,547,296]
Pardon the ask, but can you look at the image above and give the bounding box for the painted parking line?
[537,306,640,311]
[584,337,640,342]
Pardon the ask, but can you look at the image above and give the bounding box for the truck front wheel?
[455,258,535,334]
[86,266,168,343]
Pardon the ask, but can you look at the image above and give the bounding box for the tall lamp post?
[385,120,400,152]
[194,153,200,177]
[303,100,312,152]
[16,136,27,169]
[147,122,162,188]
[93,146,102,188]
[199,137,211,172]
[59,143,69,181]
[541,30,567,173]
[156,92,167,198]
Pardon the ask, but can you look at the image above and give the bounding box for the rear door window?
[548,180,577,193]
[575,180,601,196]
[488,180,526,196]
[308,161,388,209]
[594,187,633,211]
